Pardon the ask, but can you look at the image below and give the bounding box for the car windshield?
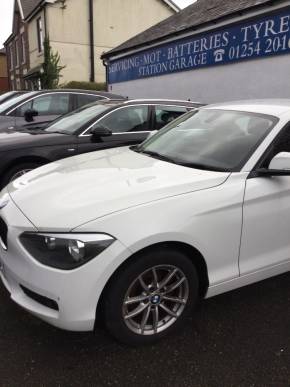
[45,103,116,134]
[0,91,36,114]
[135,109,277,172]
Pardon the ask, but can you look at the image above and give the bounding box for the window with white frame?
[21,34,26,63]
[37,17,44,52]
[9,44,13,69]
[15,39,19,67]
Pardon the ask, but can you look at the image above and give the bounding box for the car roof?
[125,99,204,106]
[24,89,125,99]
[204,99,290,117]
[88,98,204,108]
[9,91,28,94]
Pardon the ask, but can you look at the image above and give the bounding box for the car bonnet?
[7,147,230,231]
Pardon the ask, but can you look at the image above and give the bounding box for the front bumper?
[0,191,131,331]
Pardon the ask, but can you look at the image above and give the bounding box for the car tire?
[104,248,199,346]
[1,162,44,188]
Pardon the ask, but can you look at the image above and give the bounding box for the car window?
[76,94,103,108]
[98,106,149,133]
[275,130,290,153]
[262,124,290,167]
[15,93,70,117]
[15,100,33,116]
[34,94,70,115]
[45,104,113,134]
[33,95,51,113]
[155,105,189,130]
[1,92,36,115]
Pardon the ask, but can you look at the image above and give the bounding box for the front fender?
[74,174,246,287]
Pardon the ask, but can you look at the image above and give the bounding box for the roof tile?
[21,0,43,19]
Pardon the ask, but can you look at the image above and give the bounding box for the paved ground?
[0,272,289,387]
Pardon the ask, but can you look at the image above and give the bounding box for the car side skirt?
[206,260,290,298]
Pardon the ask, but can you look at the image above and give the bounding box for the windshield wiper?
[132,147,229,172]
[44,129,68,135]
[133,148,229,172]
[135,149,178,164]
[177,162,229,172]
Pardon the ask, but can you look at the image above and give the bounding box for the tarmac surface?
[0,272,289,387]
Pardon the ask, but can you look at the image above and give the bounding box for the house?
[0,49,9,92]
[102,0,290,103]
[5,0,29,90]
[5,0,179,90]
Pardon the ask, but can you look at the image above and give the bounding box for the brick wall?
[0,78,9,92]
[0,54,9,92]
[5,12,30,90]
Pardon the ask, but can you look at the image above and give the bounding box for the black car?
[0,89,125,132]
[0,91,28,105]
[0,99,202,187]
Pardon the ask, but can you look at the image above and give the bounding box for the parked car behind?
[0,89,125,133]
[0,99,201,187]
[0,100,289,345]
[0,91,28,105]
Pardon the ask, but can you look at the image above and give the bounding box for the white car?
[1,99,290,345]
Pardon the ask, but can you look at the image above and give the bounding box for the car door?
[12,93,72,130]
[239,121,290,274]
[0,115,16,131]
[77,105,151,154]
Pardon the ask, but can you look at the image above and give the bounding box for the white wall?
[44,0,175,84]
[94,0,175,82]
[108,55,290,103]
[28,9,45,70]
[46,0,90,83]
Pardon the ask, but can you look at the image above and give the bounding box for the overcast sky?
[174,0,195,8]
[0,0,196,48]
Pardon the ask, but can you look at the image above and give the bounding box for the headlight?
[20,233,115,270]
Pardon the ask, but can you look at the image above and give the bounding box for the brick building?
[5,0,30,90]
[0,49,9,92]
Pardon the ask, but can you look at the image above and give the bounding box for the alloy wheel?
[122,265,189,336]
[10,169,33,182]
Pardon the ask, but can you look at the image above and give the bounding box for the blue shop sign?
[108,9,290,84]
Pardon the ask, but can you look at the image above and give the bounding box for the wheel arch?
[1,155,50,176]
[0,155,51,188]
[95,241,209,326]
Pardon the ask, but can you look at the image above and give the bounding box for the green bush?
[41,36,65,89]
[62,81,107,91]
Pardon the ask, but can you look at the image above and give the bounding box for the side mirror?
[269,152,290,170]
[256,152,290,177]
[91,126,112,138]
[24,108,38,122]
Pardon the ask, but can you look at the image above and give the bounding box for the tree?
[40,37,65,89]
